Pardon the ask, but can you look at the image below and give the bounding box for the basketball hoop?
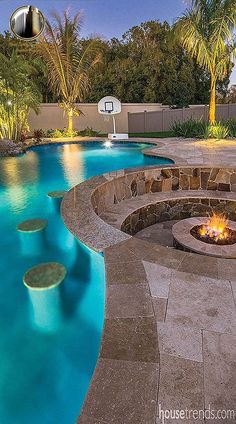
[98,96,128,140]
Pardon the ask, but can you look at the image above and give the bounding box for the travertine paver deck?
[78,237,236,423]
[60,138,236,423]
[143,136,236,167]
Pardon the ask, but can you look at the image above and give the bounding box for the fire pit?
[190,213,236,246]
[172,216,236,258]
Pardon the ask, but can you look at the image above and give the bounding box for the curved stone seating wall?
[121,197,236,235]
[62,166,236,252]
[91,167,236,217]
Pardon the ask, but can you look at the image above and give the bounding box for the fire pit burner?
[172,217,236,258]
[191,225,236,245]
[190,213,236,245]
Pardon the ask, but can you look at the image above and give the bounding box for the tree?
[37,11,102,135]
[174,0,236,123]
[85,20,222,107]
[0,16,232,108]
[218,84,236,103]
[0,52,41,141]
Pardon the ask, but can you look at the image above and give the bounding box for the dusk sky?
[0,0,235,85]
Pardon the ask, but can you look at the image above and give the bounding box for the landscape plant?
[37,11,102,136]
[46,127,101,138]
[174,0,236,123]
[33,129,45,143]
[0,20,232,107]
[172,118,233,139]
[0,52,41,141]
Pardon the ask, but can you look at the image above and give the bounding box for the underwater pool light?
[104,140,112,148]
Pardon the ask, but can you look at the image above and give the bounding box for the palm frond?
[36,10,102,109]
[175,0,236,79]
[174,10,213,73]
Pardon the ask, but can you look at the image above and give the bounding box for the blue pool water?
[0,142,172,424]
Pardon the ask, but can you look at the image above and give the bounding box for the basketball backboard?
[98,96,121,115]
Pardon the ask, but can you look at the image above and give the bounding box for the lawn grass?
[128,131,173,138]
[98,131,173,138]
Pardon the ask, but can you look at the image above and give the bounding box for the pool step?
[23,262,67,332]
[17,219,48,255]
[47,190,66,213]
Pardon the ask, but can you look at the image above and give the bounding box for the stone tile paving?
[203,331,236,423]
[80,358,159,424]
[78,235,236,423]
[166,270,236,334]
[60,138,236,423]
[105,283,153,318]
[157,322,203,362]
[143,137,236,168]
[157,354,204,423]
[143,261,172,298]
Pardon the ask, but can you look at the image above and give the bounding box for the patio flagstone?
[203,330,236,423]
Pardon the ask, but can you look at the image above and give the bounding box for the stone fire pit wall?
[121,197,236,235]
[91,167,236,235]
[92,167,236,213]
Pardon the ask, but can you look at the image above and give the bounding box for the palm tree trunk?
[209,76,216,125]
[67,109,74,135]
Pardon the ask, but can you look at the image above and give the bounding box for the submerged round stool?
[47,190,66,213]
[23,262,67,332]
[17,219,47,255]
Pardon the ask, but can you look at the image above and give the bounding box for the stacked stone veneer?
[121,198,236,235]
[90,167,236,235]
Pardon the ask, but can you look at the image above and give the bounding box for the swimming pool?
[0,142,172,424]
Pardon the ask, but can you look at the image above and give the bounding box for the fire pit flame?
[198,213,229,242]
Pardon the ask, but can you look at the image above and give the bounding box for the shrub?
[19,131,29,143]
[46,129,55,137]
[172,118,208,138]
[172,118,232,139]
[78,127,101,137]
[33,129,45,142]
[62,128,77,138]
[50,129,64,138]
[210,123,229,139]
[0,53,41,142]
[224,119,236,137]
[47,126,101,138]
[201,123,211,139]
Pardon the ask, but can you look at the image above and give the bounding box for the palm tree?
[37,11,102,135]
[174,0,236,124]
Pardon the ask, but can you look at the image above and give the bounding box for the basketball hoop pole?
[112,115,116,134]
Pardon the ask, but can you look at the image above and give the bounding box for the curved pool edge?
[24,136,163,151]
